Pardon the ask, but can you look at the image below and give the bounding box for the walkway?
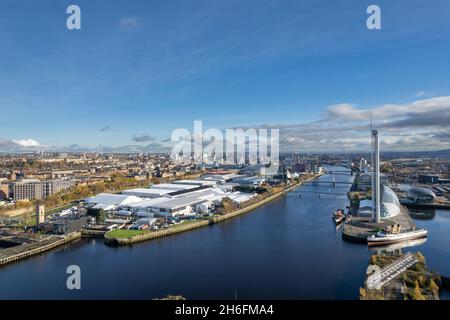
[366,252,418,290]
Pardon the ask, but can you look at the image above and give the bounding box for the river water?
[0,166,448,300]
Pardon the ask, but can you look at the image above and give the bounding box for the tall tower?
[371,130,381,223]
[36,204,45,227]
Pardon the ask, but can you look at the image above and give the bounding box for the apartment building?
[11,179,75,201]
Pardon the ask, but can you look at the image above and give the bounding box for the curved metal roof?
[407,186,436,198]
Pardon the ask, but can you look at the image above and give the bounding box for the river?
[0,165,448,299]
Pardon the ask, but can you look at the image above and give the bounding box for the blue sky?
[1,0,450,152]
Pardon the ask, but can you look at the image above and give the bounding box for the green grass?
[107,220,203,239]
[45,203,74,215]
[106,229,149,238]
[15,216,37,228]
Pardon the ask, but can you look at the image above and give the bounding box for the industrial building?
[85,172,263,221]
[118,186,257,218]
[172,179,218,187]
[85,193,143,211]
[418,174,440,184]
[231,176,266,186]
[122,183,199,198]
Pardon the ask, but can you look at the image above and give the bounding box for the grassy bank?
[106,229,149,238]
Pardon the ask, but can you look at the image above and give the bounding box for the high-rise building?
[371,130,381,223]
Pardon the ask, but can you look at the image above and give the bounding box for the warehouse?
[122,188,173,198]
[122,183,200,198]
[148,196,208,217]
[172,179,217,187]
[85,193,143,211]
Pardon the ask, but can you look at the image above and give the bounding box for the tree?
[416,252,426,265]
[220,197,238,214]
[87,207,106,224]
[409,280,426,300]
[429,279,439,294]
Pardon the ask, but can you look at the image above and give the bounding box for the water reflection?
[408,208,436,220]
[368,237,428,255]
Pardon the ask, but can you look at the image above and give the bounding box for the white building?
[122,188,172,199]
[122,183,200,198]
[172,179,217,187]
[85,193,143,211]
[148,196,208,217]
[359,158,369,173]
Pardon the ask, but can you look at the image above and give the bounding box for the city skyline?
[1,0,450,152]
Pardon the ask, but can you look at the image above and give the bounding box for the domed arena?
[406,186,436,204]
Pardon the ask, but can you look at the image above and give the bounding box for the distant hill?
[381,149,450,159]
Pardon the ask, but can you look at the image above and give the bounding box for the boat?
[333,215,346,225]
[332,209,346,225]
[367,228,428,246]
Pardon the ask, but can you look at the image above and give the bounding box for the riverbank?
[105,175,320,246]
[0,231,81,267]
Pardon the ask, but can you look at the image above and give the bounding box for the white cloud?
[11,139,40,147]
[244,96,450,152]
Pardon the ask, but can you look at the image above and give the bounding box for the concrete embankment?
[0,232,81,267]
[105,176,319,247]
[81,228,108,238]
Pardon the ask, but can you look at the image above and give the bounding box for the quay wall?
[0,232,81,267]
[81,229,108,238]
